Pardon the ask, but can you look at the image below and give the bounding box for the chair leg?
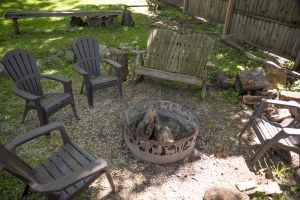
[105,170,115,193]
[70,101,80,120]
[118,82,123,98]
[80,81,84,94]
[22,184,30,198]
[21,104,30,123]
[251,141,272,162]
[86,86,94,108]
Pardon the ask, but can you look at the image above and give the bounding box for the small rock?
[36,59,42,66]
[203,187,249,200]
[287,100,300,117]
[274,148,292,163]
[280,91,300,104]
[0,63,8,77]
[99,45,110,58]
[217,72,232,89]
[64,50,75,63]
[268,108,291,122]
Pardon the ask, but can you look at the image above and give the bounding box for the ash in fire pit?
[124,100,199,164]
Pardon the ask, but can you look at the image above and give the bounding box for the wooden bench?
[4,10,124,34]
[133,29,215,98]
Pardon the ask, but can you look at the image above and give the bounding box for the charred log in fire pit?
[124,100,199,164]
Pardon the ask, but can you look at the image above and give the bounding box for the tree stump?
[122,10,135,26]
[70,16,85,26]
[235,67,269,94]
[109,48,129,81]
[135,105,156,139]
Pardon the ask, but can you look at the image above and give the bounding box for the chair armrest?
[5,122,71,151]
[283,127,300,136]
[102,59,122,69]
[262,99,300,109]
[32,158,107,193]
[41,74,71,84]
[74,64,88,76]
[12,84,39,101]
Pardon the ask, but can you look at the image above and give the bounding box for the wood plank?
[135,67,203,86]
[5,10,123,18]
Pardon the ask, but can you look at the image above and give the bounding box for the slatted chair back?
[72,36,101,77]
[146,29,215,79]
[2,49,43,96]
[0,145,40,185]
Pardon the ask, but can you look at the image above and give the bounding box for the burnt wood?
[0,122,115,200]
[2,49,79,125]
[4,10,123,34]
[72,36,123,108]
[135,104,156,139]
[239,99,300,162]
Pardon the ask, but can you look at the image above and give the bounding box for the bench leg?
[13,18,20,35]
[112,15,118,27]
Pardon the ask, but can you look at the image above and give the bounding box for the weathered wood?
[121,10,134,26]
[70,16,84,26]
[153,115,174,143]
[12,18,20,34]
[135,67,203,86]
[294,49,300,72]
[183,0,189,14]
[223,0,235,34]
[235,67,269,94]
[5,10,123,18]
[109,48,129,81]
[135,105,156,139]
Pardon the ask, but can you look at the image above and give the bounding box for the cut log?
[235,68,269,94]
[122,10,135,26]
[109,48,129,81]
[70,16,85,26]
[135,105,156,139]
[242,95,263,105]
[153,115,174,143]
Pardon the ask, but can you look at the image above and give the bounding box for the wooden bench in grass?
[4,10,124,34]
[133,29,215,98]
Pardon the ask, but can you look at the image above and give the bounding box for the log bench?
[4,10,124,34]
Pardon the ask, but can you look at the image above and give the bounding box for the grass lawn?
[0,0,297,199]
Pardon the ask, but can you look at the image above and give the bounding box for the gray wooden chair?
[239,99,300,162]
[0,122,115,200]
[72,36,123,108]
[2,49,79,125]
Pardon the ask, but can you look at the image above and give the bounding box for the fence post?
[183,0,189,14]
[223,0,235,35]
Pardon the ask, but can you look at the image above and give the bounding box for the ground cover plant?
[0,0,298,199]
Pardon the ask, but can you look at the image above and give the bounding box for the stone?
[274,148,292,163]
[204,187,249,200]
[36,59,42,66]
[268,108,291,122]
[280,91,300,104]
[293,168,300,184]
[217,72,232,89]
[242,95,262,105]
[64,50,75,63]
[265,66,287,90]
[99,45,110,58]
[286,100,300,117]
[0,63,8,77]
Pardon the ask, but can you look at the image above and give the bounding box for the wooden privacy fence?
[161,0,183,7]
[185,0,228,22]
[182,0,300,59]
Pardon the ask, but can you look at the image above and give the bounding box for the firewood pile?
[133,105,195,143]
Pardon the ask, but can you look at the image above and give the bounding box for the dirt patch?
[15,79,266,199]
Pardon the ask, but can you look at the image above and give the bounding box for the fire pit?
[124,100,199,164]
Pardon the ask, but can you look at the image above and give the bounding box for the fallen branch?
[221,35,300,79]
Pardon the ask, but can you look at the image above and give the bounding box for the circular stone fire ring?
[124,100,199,164]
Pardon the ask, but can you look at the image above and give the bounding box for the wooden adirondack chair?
[0,122,115,200]
[2,49,79,125]
[239,99,300,162]
[72,36,123,108]
[133,29,215,98]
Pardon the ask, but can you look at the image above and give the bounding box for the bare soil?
[11,79,276,199]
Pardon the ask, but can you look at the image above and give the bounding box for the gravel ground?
[12,79,265,200]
